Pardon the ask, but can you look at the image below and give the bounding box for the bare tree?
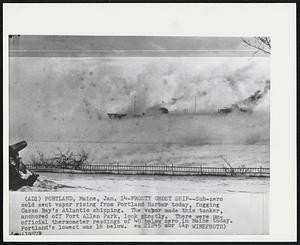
[53,149,74,169]
[30,149,91,170]
[220,155,235,176]
[73,150,90,169]
[220,155,233,169]
[242,37,271,55]
[30,151,48,167]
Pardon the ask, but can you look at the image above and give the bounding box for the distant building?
[159,107,169,114]
[217,107,233,114]
[133,113,145,118]
[107,113,127,119]
[145,107,169,116]
[217,104,250,114]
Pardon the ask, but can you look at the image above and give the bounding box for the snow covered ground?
[19,171,269,193]
[14,113,269,193]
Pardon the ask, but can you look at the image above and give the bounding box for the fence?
[26,164,270,177]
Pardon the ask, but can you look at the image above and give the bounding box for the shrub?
[29,149,92,169]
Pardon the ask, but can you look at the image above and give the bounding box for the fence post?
[260,166,262,176]
[145,163,147,175]
[172,163,174,175]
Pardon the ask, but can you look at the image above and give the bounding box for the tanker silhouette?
[9,141,39,191]
[217,80,270,115]
[107,107,168,119]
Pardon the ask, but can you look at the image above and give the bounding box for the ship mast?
[133,96,136,114]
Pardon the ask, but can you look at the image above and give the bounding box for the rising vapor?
[9,57,270,143]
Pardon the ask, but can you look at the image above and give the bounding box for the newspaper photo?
[8,35,270,235]
[3,3,296,242]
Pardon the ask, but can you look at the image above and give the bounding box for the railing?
[26,164,270,177]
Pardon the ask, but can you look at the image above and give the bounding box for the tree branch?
[242,38,271,55]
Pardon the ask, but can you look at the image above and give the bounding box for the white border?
[3,3,297,242]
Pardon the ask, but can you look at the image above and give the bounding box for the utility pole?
[194,96,197,113]
[133,96,136,114]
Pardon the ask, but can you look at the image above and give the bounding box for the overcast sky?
[9,35,269,57]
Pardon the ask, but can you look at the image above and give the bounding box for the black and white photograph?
[8,35,270,234]
[3,3,296,241]
[9,35,270,193]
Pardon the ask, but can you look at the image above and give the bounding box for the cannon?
[9,141,39,191]
[10,140,27,154]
